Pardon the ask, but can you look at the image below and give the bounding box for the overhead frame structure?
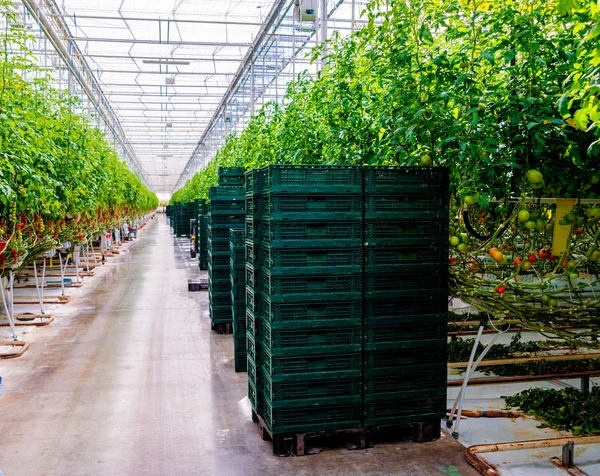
[12,0,369,198]
[17,0,149,185]
[175,0,370,192]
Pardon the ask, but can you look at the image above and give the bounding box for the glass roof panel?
[59,0,276,194]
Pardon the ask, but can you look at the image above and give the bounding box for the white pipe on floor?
[448,325,484,434]
[33,261,44,315]
[0,275,17,341]
[41,258,46,314]
[453,328,507,436]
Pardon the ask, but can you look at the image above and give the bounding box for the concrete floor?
[0,214,478,476]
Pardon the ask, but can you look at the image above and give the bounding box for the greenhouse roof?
[44,0,367,198]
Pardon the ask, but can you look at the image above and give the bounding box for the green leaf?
[573,108,589,130]
[557,0,579,16]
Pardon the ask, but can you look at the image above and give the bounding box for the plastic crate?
[260,296,363,326]
[207,239,231,254]
[208,251,230,268]
[364,167,449,193]
[209,185,245,198]
[218,166,245,185]
[366,297,448,321]
[260,270,362,300]
[259,165,363,194]
[263,373,362,405]
[259,220,362,248]
[364,194,447,220]
[364,246,448,271]
[208,292,232,308]
[259,319,362,352]
[245,169,260,197]
[262,397,362,435]
[364,319,447,345]
[261,348,362,379]
[365,367,446,397]
[208,225,237,241]
[210,306,232,324]
[262,247,362,275]
[245,240,258,264]
[245,217,256,241]
[364,344,447,372]
[247,309,257,336]
[364,396,446,426]
[246,286,257,314]
[258,194,362,217]
[234,353,248,373]
[248,352,259,385]
[210,199,245,214]
[364,220,449,246]
[248,380,259,409]
[365,271,447,298]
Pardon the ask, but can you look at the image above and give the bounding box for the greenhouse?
[1,0,600,474]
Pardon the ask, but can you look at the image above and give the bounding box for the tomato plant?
[0,1,158,272]
[169,0,600,341]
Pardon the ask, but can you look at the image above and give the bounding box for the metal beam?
[54,13,264,27]
[97,69,236,76]
[68,36,249,47]
[21,0,147,184]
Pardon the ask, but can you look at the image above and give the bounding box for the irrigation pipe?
[449,324,509,437]
[465,435,600,475]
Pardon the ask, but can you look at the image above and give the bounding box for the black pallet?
[211,322,233,334]
[253,414,441,457]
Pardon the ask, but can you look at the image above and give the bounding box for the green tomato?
[569,272,579,279]
[451,205,459,214]
[530,181,545,190]
[457,243,468,252]
[590,251,600,262]
[541,295,550,305]
[525,221,536,231]
[420,154,432,166]
[535,220,546,231]
[576,217,585,226]
[449,236,460,247]
[545,224,554,234]
[586,207,600,219]
[464,195,478,206]
[590,175,599,185]
[526,169,544,184]
[517,209,530,223]
[548,298,558,307]
[460,233,469,243]
[566,213,576,223]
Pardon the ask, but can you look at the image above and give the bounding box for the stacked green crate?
[194,199,208,269]
[244,168,261,416]
[208,167,246,330]
[198,215,209,270]
[172,202,195,237]
[230,228,246,371]
[250,165,365,435]
[363,167,449,429]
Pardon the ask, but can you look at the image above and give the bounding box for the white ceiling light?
[165,77,176,85]
[142,59,191,66]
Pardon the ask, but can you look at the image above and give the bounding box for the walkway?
[0,214,477,476]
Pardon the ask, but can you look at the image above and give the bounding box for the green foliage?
[0,1,157,270]
[505,386,600,435]
[172,0,599,205]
